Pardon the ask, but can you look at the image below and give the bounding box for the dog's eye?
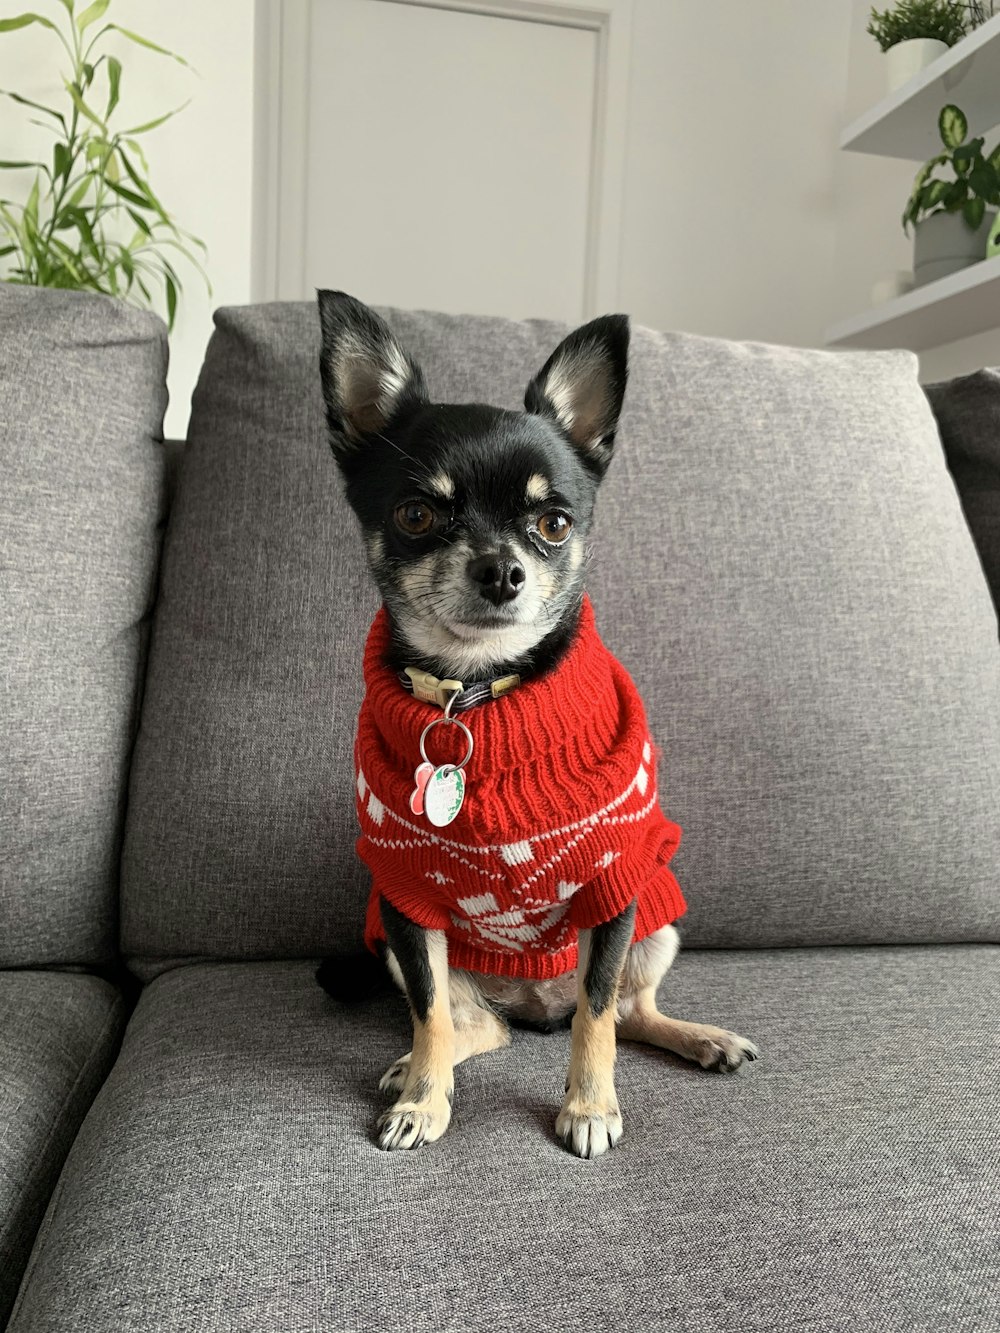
[394,502,436,536]
[537,512,573,545]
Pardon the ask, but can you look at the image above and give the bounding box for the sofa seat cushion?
[9,949,998,1333]
[0,971,124,1324]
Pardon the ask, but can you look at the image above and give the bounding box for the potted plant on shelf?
[903,105,1000,286]
[0,0,207,328]
[868,0,967,91]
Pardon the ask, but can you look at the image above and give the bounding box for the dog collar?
[398,666,521,714]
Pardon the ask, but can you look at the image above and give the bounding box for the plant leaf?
[76,0,109,31]
[0,160,39,169]
[65,81,106,130]
[67,176,91,207]
[107,25,189,66]
[963,196,986,229]
[939,105,968,150]
[106,180,149,209]
[164,271,177,329]
[0,14,57,33]
[953,138,984,175]
[125,138,148,173]
[106,55,121,117]
[1,90,67,129]
[122,102,189,137]
[118,150,169,223]
[969,164,997,198]
[125,206,151,237]
[23,175,40,234]
[53,141,70,181]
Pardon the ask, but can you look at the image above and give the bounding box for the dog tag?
[409,762,434,816]
[423,765,465,827]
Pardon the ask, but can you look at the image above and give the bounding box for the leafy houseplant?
[0,0,207,328]
[904,105,1000,285]
[867,0,968,49]
[904,105,1000,233]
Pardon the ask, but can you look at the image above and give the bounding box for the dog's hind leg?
[616,925,759,1072]
[374,902,455,1150]
[379,967,511,1096]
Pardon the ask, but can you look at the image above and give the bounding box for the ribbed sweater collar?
[361,596,622,775]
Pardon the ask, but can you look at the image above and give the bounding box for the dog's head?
[318,291,629,677]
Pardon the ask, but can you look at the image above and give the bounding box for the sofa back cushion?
[925,369,1000,619]
[0,288,166,966]
[121,304,1000,972]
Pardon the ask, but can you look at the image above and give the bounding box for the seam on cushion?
[3,989,126,1327]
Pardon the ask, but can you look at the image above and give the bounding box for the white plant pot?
[913,210,995,287]
[886,38,949,91]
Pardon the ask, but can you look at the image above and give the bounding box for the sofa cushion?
[8,950,999,1332]
[0,287,167,966]
[121,305,1000,969]
[925,368,1000,618]
[0,971,124,1325]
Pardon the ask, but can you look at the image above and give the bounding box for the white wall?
[4,0,995,437]
[620,0,853,349]
[0,0,255,438]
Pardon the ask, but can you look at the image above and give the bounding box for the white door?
[258,0,632,322]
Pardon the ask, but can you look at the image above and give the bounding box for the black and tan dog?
[316,291,757,1159]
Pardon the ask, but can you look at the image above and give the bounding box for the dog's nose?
[467,553,526,605]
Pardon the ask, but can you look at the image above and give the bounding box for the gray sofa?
[2,286,998,1333]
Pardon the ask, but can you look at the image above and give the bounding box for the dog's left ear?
[524,314,629,476]
[317,289,428,458]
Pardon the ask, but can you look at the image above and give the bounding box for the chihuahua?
[316,291,757,1159]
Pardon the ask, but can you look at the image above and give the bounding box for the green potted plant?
[0,0,207,328]
[868,0,967,90]
[903,105,1000,285]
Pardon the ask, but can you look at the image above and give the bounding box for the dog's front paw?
[556,1097,623,1159]
[376,1097,451,1151]
[692,1027,759,1072]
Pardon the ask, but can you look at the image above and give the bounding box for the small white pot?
[913,210,995,287]
[886,37,949,91]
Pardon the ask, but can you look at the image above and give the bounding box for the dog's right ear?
[317,290,428,457]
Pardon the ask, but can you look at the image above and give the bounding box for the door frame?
[252,0,634,316]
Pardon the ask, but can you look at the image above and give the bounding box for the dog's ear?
[317,290,428,456]
[524,314,629,476]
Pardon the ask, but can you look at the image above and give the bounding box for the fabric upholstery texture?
[0,286,167,966]
[9,949,999,1333]
[0,971,124,1325]
[925,368,1000,617]
[121,304,1000,970]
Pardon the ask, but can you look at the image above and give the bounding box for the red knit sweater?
[357,597,685,980]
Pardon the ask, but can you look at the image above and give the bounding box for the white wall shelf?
[826,254,1000,349]
[840,12,1000,161]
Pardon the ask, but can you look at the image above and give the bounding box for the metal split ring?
[418,705,474,772]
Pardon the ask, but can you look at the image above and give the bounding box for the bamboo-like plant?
[903,105,1000,233]
[0,0,207,328]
